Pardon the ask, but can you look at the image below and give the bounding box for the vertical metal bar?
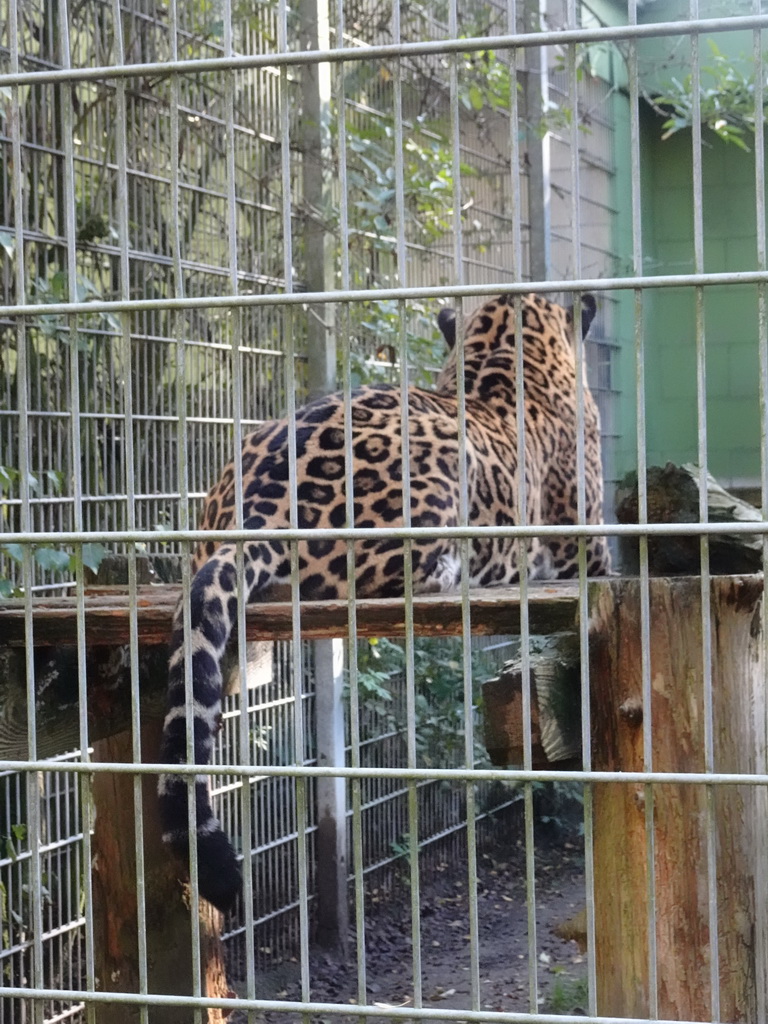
[111,1,148,1018]
[627,0,658,1016]
[302,0,336,402]
[390,0,423,1006]
[56,4,96,1020]
[754,9,768,1020]
[166,1,203,1014]
[506,4,538,1014]
[688,3,719,1018]
[523,0,551,281]
[302,0,346,958]
[562,1,598,1017]
[516,97,538,1024]
[8,4,42,1021]
[222,0,257,1005]
[446,0,481,1010]
[277,0,311,1002]
[333,0,368,1000]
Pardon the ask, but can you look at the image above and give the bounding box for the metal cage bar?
[2,2,767,1022]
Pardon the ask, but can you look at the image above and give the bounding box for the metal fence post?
[313,638,348,954]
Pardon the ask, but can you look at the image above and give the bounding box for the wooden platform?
[0,580,581,646]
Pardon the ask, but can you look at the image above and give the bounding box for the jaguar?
[158,291,611,913]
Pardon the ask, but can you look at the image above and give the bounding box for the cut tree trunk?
[92,715,230,1024]
[482,633,581,768]
[615,462,763,574]
[589,575,768,1020]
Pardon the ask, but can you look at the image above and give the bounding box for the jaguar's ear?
[579,294,597,338]
[437,307,456,350]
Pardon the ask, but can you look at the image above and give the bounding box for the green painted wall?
[639,118,765,485]
[590,0,766,488]
[634,2,766,488]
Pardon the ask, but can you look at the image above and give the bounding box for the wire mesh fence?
[2,0,768,1022]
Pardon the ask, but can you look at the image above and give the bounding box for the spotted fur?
[158,292,610,912]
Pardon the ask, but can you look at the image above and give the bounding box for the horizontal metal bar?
[2,13,767,87]
[0,983,741,1024]
[3,269,768,320]
[0,520,766,544]
[0,830,87,869]
[0,493,208,507]
[2,759,768,787]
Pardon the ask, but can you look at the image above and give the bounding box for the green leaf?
[0,466,19,493]
[50,270,67,301]
[2,543,23,563]
[81,543,107,574]
[468,84,484,110]
[34,547,71,572]
[75,274,101,302]
[44,470,65,494]
[102,311,122,334]
[0,230,15,259]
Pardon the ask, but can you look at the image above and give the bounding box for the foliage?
[0,541,107,597]
[653,40,763,150]
[544,973,589,1014]
[0,466,106,595]
[352,635,492,768]
[532,779,584,837]
[344,298,445,389]
[335,6,584,385]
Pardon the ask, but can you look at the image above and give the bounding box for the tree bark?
[92,717,230,1024]
[589,575,768,1021]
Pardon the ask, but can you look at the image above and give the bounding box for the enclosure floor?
[231,831,587,1021]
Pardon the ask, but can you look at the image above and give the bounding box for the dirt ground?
[234,821,589,1021]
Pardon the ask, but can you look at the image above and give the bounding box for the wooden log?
[481,633,581,768]
[616,462,763,574]
[92,719,230,1024]
[0,582,579,647]
[589,574,768,1020]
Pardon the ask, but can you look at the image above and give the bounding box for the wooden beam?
[0,581,580,647]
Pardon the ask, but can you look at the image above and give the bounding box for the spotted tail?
[158,545,274,913]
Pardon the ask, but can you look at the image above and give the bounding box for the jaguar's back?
[159,292,610,912]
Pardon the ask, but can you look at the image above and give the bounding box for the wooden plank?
[0,581,580,647]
